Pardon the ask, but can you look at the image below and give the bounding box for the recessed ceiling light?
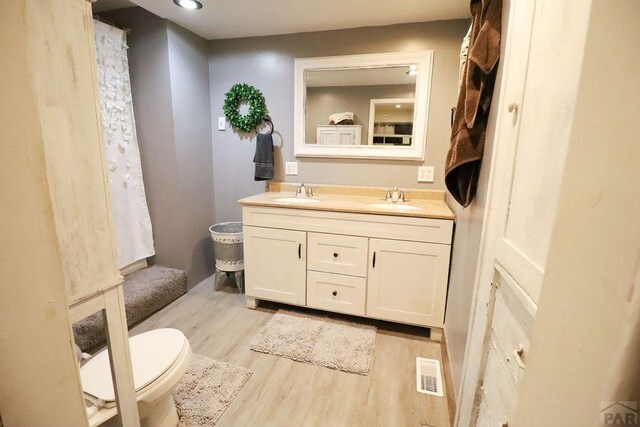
[395,104,402,109]
[173,0,203,10]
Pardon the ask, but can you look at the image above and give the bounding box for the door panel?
[243,226,306,305]
[477,0,540,421]
[495,0,571,304]
[366,239,450,327]
[458,0,544,424]
[481,342,518,425]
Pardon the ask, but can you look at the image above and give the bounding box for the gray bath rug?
[249,310,377,375]
[173,354,253,427]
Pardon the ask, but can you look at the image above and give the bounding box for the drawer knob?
[333,252,338,258]
[332,291,337,296]
[513,344,526,369]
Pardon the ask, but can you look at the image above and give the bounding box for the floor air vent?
[416,357,444,397]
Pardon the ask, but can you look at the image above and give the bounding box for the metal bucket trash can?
[209,222,244,293]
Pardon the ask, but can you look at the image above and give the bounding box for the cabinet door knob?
[508,102,519,113]
[372,251,376,268]
[333,252,338,258]
[513,344,526,369]
[298,243,302,259]
[332,291,337,296]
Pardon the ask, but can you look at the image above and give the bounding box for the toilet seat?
[80,328,188,408]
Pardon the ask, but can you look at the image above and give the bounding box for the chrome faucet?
[384,186,410,203]
[295,183,315,197]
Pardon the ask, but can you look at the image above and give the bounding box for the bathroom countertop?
[238,182,455,220]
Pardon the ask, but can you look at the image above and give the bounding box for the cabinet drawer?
[307,271,366,316]
[307,233,368,277]
[480,342,517,426]
[491,276,535,384]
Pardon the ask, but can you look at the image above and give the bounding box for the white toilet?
[80,328,192,427]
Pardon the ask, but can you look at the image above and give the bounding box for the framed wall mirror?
[294,51,433,160]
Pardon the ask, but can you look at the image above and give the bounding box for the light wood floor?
[130,276,452,427]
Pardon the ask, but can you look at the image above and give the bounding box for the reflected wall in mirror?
[294,51,433,160]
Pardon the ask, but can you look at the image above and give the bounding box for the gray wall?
[305,84,415,145]
[444,192,488,394]
[208,19,470,222]
[100,8,215,288]
[443,16,508,392]
[166,22,215,287]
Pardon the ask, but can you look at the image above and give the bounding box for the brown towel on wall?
[445,0,502,207]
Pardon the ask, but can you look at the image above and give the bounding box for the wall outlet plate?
[285,162,298,176]
[418,166,435,183]
[218,117,226,131]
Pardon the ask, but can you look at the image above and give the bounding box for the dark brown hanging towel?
[445,0,502,207]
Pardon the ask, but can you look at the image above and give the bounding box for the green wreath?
[223,83,267,133]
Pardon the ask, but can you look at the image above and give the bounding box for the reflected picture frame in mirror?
[368,98,416,146]
[294,51,434,161]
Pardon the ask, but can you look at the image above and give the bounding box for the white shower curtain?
[94,20,155,268]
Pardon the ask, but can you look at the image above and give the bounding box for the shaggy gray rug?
[249,310,376,375]
[73,265,187,351]
[174,354,253,427]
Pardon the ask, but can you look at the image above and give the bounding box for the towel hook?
[255,115,274,135]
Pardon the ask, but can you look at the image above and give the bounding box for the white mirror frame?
[294,51,434,161]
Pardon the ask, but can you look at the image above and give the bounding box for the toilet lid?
[80,328,187,403]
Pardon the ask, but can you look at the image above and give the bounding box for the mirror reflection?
[369,98,415,145]
[304,66,417,146]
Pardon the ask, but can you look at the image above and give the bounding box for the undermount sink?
[272,197,321,204]
[366,203,421,211]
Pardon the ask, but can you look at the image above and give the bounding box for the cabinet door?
[318,130,337,145]
[244,226,306,305]
[338,131,354,145]
[367,239,450,327]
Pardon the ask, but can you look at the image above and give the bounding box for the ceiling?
[377,102,415,113]
[92,0,136,13]
[93,0,469,40]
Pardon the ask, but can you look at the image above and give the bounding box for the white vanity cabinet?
[241,205,453,337]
